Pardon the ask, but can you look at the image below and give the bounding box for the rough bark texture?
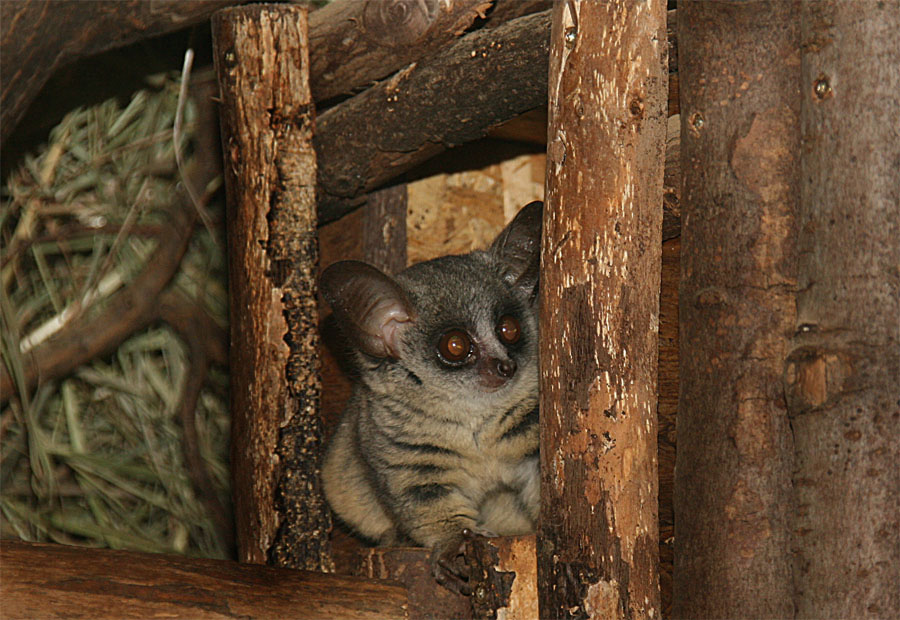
[788,1,900,617]
[539,1,667,618]
[1,541,408,620]
[308,0,493,103]
[315,10,551,224]
[213,5,331,571]
[353,547,472,620]
[0,0,233,144]
[352,535,536,620]
[672,2,799,618]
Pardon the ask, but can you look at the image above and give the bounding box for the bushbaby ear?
[320,260,415,359]
[489,201,543,296]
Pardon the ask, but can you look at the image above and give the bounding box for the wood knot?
[784,348,853,416]
[363,0,438,46]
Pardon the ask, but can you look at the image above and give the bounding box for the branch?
[315,10,552,225]
[158,289,231,556]
[0,80,221,403]
[0,0,235,144]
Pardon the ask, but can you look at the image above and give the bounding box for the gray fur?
[321,202,542,557]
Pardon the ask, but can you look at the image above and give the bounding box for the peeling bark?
[539,1,667,618]
[672,2,799,617]
[212,4,331,571]
[787,1,900,616]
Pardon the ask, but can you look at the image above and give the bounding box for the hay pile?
[1,74,230,558]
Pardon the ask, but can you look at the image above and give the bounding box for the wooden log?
[314,8,689,227]
[351,535,536,620]
[309,0,492,103]
[0,0,234,144]
[538,1,667,618]
[315,10,551,225]
[787,1,900,617]
[672,2,799,617]
[353,547,472,620]
[1,540,408,620]
[212,4,330,570]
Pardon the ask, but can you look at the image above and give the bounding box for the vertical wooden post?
[213,5,332,571]
[672,2,799,617]
[539,1,667,617]
[788,2,900,616]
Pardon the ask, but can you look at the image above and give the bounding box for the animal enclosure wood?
[315,10,551,224]
[539,1,667,617]
[1,541,408,620]
[672,2,798,617]
[212,5,330,570]
[0,0,233,144]
[308,0,493,103]
[788,1,900,616]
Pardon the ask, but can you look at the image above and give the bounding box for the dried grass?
[1,74,229,558]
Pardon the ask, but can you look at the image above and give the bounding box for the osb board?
[407,148,545,264]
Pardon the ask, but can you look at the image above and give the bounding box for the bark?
[212,5,330,571]
[352,535,536,620]
[362,185,409,276]
[315,10,551,225]
[1,541,408,620]
[672,2,799,617]
[308,0,493,103]
[538,1,667,618]
[0,0,233,144]
[313,8,691,227]
[787,1,900,616]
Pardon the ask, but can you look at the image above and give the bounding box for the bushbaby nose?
[497,358,517,378]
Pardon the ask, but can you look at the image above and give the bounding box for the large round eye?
[437,329,472,364]
[497,315,521,344]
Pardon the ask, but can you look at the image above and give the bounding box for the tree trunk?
[672,2,799,617]
[212,4,331,571]
[538,1,667,618]
[787,1,900,616]
[1,541,408,620]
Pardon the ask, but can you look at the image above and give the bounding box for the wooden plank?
[1,541,408,620]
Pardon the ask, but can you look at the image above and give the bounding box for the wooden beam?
[212,4,330,570]
[673,1,798,616]
[538,1,667,617]
[1,541,408,620]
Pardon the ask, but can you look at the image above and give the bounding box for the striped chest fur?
[321,202,542,565]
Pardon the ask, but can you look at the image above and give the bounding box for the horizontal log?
[315,10,551,224]
[0,0,234,144]
[309,0,492,103]
[314,8,681,226]
[1,541,408,620]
